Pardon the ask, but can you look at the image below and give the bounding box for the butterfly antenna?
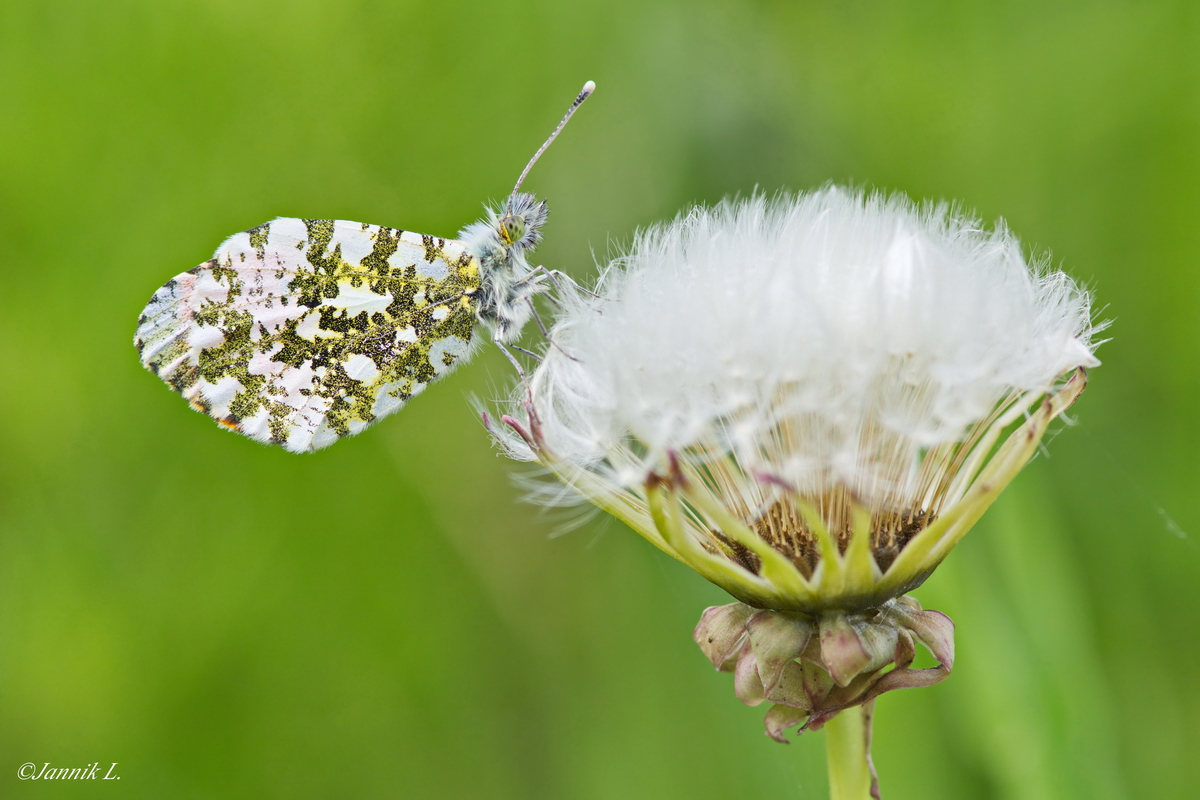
[508,81,595,207]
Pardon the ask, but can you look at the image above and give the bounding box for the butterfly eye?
[501,216,525,245]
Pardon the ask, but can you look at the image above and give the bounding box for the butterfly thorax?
[459,192,549,344]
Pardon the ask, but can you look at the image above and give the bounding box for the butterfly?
[135,81,594,453]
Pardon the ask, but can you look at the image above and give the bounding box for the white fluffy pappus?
[493,187,1100,612]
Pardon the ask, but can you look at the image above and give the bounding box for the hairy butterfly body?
[135,82,593,453]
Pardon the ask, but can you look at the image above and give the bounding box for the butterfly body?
[461,191,550,343]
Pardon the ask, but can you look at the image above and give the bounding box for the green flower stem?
[825,707,872,800]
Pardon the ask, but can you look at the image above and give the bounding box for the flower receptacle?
[694,595,955,743]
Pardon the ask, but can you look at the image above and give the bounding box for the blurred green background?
[1,0,1197,797]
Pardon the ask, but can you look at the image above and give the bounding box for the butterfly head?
[459,193,548,270]
[499,192,550,253]
[461,82,593,343]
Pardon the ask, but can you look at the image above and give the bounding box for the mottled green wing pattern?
[135,218,483,452]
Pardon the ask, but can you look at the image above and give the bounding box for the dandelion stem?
[825,706,873,800]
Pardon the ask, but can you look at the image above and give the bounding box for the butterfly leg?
[528,268,566,310]
[495,338,530,383]
[526,297,580,363]
[536,266,602,299]
[511,345,544,361]
[511,268,549,289]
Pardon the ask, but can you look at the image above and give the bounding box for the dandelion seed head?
[509,188,1097,512]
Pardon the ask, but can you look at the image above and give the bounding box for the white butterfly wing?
[136,218,483,452]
